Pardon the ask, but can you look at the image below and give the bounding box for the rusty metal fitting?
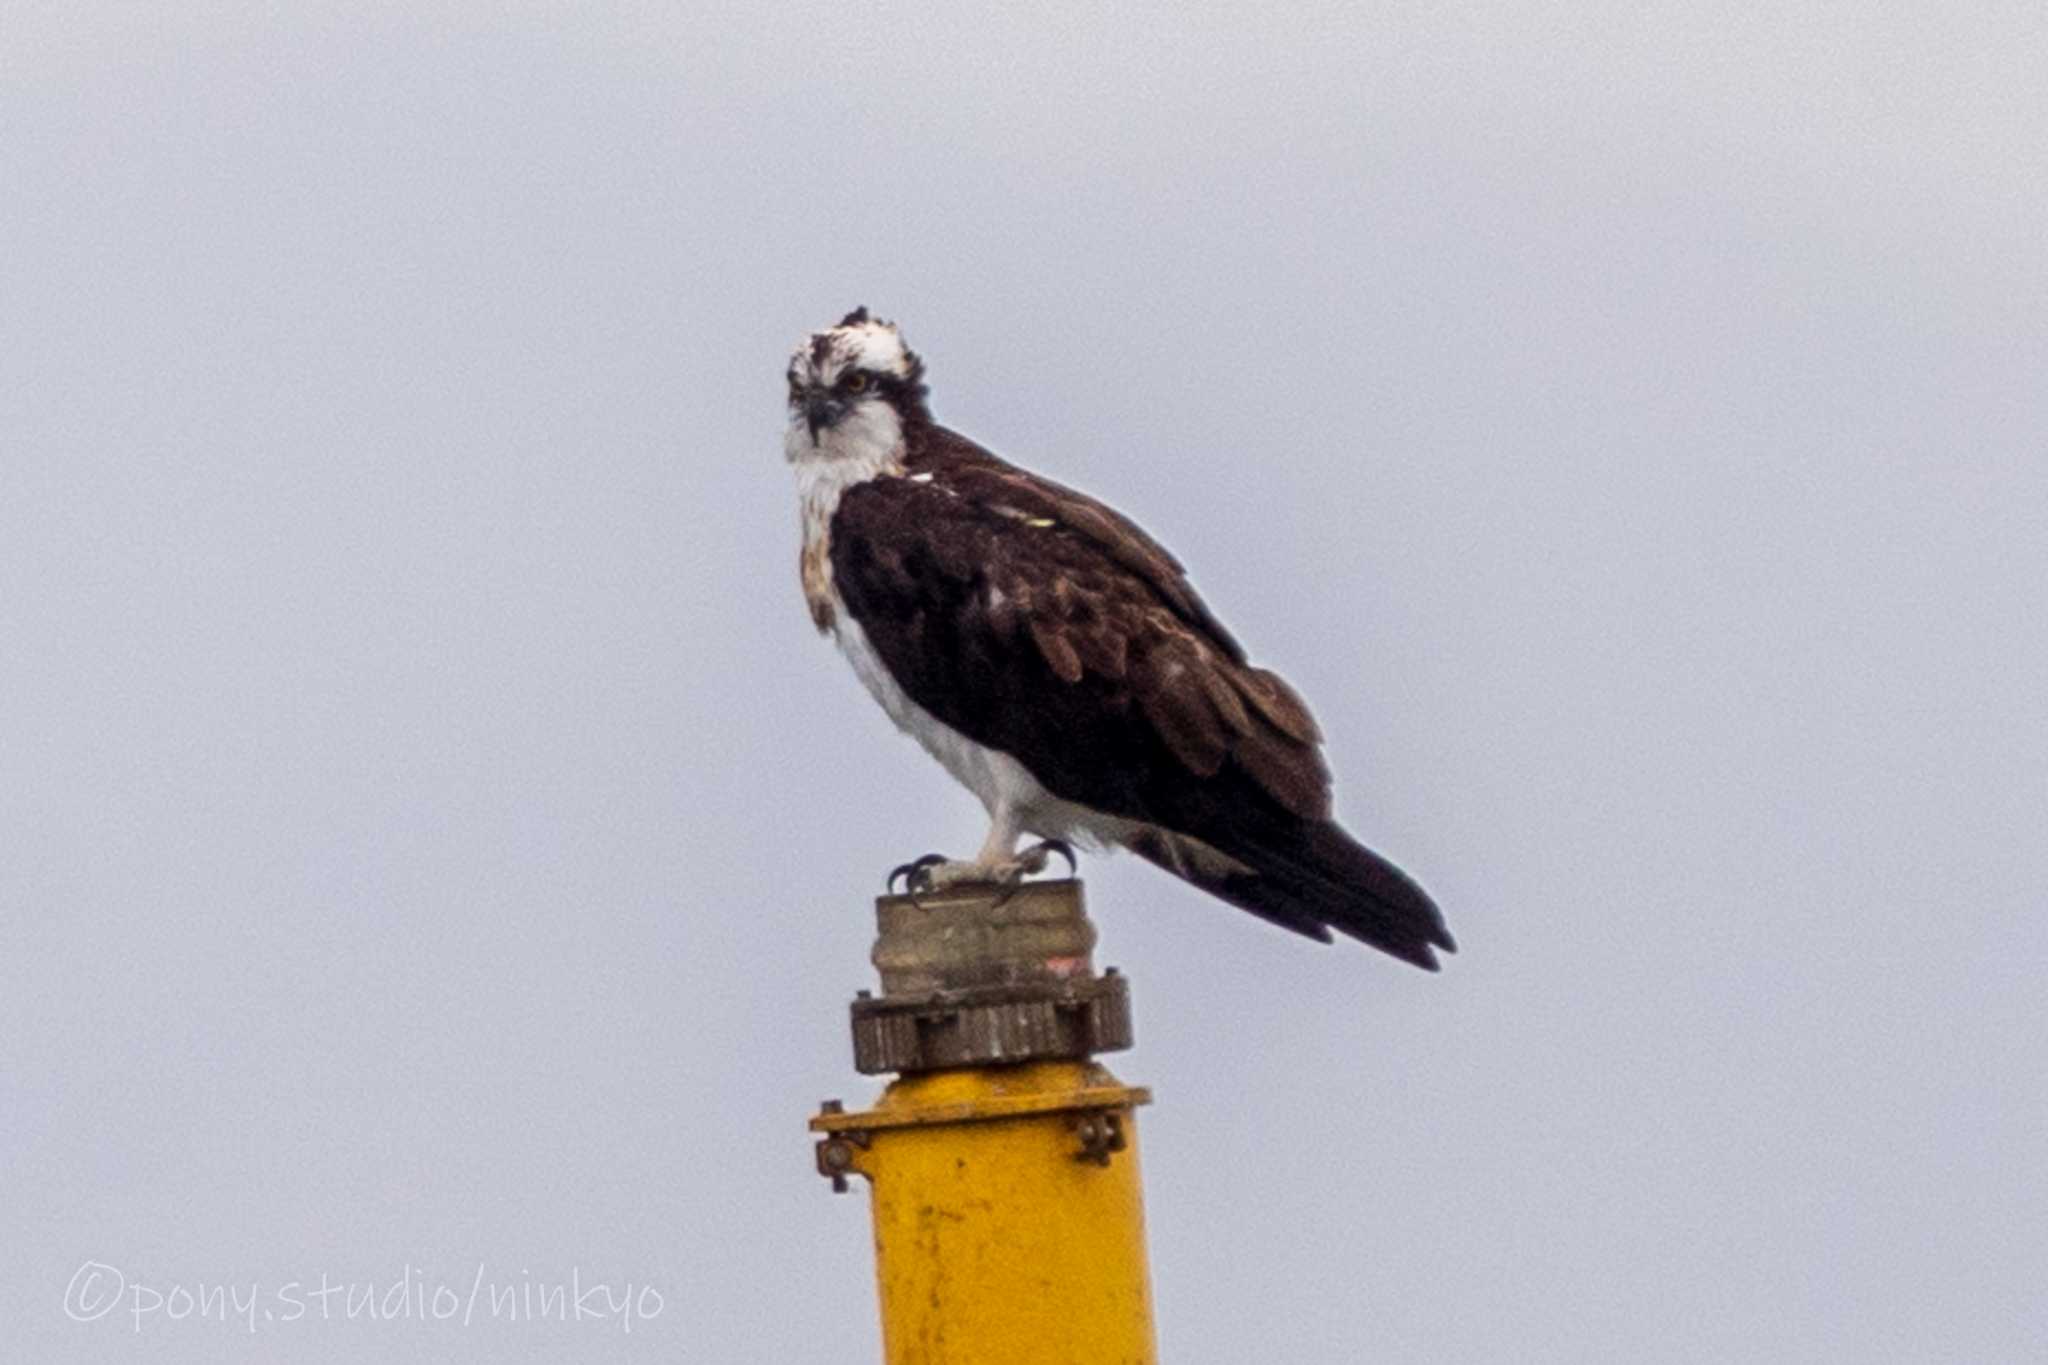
[849,878,1134,1075]
[1071,1110,1129,1166]
[850,974,1132,1075]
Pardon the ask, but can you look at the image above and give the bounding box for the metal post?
[811,878,1158,1363]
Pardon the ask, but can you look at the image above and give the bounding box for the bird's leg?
[972,810,1026,868]
[885,814,1020,896]
[913,812,1076,894]
[914,808,1024,891]
[880,806,1015,892]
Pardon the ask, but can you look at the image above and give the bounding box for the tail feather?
[1131,820,1454,970]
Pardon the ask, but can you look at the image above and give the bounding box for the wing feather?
[1133,644,1230,777]
[1235,666,1322,745]
[1028,616,1085,684]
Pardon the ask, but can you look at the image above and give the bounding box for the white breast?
[822,538,1147,851]
[790,406,1131,847]
[826,603,1039,811]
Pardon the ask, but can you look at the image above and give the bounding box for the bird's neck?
[791,407,909,636]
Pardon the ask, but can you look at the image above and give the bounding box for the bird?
[785,308,1455,970]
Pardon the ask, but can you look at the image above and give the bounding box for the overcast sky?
[5,4,2045,1362]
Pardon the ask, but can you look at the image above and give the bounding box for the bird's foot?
[886,854,949,895]
[985,838,1078,903]
[884,841,1077,900]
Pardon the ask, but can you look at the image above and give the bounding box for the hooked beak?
[804,393,845,443]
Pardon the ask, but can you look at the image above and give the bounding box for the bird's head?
[784,307,929,462]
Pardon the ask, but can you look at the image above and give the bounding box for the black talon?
[1037,839,1077,878]
[887,853,948,896]
[990,840,1079,906]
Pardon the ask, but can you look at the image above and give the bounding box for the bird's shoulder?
[833,424,1238,654]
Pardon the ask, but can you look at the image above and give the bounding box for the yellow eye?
[845,371,870,394]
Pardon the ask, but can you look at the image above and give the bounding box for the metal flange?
[849,970,1132,1074]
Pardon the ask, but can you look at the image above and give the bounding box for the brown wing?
[837,427,1333,826]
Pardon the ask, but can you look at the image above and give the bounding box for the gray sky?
[5,4,2045,1361]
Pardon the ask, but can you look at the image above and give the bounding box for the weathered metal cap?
[871,878,1098,993]
[850,878,1133,1075]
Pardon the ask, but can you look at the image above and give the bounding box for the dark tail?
[1132,820,1455,971]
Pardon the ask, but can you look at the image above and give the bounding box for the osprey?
[786,309,1455,970]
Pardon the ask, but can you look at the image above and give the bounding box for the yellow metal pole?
[811,880,1158,1364]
